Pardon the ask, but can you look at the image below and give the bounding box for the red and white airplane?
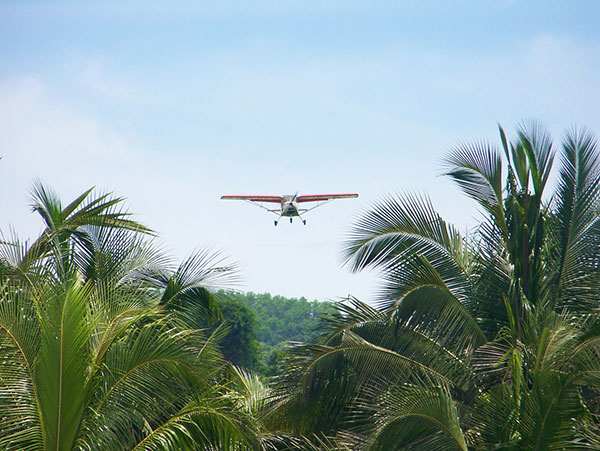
[221,193,359,225]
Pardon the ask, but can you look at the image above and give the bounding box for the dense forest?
[212,291,335,375]
[3,123,600,449]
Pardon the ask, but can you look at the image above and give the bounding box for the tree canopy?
[216,290,335,375]
[0,183,261,450]
[267,122,600,449]
[4,121,600,449]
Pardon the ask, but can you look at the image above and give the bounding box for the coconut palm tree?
[271,122,600,449]
[0,183,260,450]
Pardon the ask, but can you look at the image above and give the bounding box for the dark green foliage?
[0,184,263,450]
[267,122,600,449]
[209,297,263,372]
[216,290,335,375]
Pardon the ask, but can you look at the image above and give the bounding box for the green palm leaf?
[547,127,600,311]
[366,386,467,451]
[344,193,472,311]
[0,282,43,450]
[443,139,506,234]
[0,183,260,450]
[35,281,94,450]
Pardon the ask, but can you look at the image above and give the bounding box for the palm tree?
[0,183,260,450]
[271,122,600,449]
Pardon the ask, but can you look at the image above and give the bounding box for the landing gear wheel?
[274,220,278,226]
[290,218,293,223]
[302,219,306,225]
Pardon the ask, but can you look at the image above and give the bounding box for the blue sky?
[2,1,600,301]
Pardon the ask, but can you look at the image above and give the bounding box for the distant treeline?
[213,290,335,375]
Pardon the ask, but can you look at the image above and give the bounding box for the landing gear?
[274,215,306,225]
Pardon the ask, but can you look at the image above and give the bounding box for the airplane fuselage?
[280,195,299,217]
[220,191,358,226]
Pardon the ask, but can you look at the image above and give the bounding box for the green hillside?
[215,290,335,374]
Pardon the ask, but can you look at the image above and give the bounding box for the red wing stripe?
[221,195,282,203]
[296,193,359,203]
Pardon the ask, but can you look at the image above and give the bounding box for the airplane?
[220,192,359,225]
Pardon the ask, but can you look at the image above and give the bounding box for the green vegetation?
[0,183,262,450]
[216,291,335,375]
[207,295,263,372]
[269,122,600,449]
[3,121,600,449]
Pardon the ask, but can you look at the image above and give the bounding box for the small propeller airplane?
[221,192,359,225]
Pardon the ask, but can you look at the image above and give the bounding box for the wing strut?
[242,199,281,216]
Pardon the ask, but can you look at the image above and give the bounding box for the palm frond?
[262,432,355,450]
[518,120,555,196]
[467,384,518,449]
[547,127,600,311]
[0,281,43,451]
[344,193,472,310]
[35,280,94,450]
[228,365,271,415]
[365,385,467,451]
[86,322,226,448]
[147,248,240,326]
[316,296,387,344]
[24,183,154,273]
[128,397,261,451]
[443,140,506,233]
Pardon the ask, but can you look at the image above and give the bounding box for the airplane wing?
[221,195,282,203]
[296,193,359,203]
